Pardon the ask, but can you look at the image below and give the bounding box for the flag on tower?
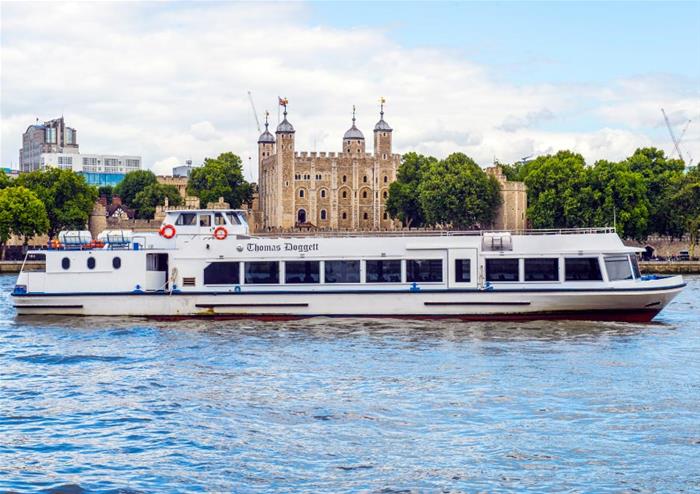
[278,97,288,106]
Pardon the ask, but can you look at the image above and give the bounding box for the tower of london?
[255,103,400,230]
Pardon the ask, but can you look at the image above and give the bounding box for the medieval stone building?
[255,104,400,230]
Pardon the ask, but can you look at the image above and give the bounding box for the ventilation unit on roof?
[482,232,513,251]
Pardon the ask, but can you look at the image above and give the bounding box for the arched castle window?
[383,154,387,160]
[320,209,327,220]
[297,209,306,224]
[363,212,368,220]
[383,212,388,220]
[362,190,368,199]
[363,176,368,183]
[383,190,388,199]
[320,189,327,198]
[299,189,305,198]
[383,175,388,183]
[342,212,347,220]
[342,190,347,199]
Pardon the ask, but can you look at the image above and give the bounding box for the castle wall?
[486,166,528,231]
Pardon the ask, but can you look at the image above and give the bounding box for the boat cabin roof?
[165,209,246,214]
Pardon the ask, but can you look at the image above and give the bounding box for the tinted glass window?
[176,213,196,225]
[524,258,559,281]
[605,256,633,281]
[455,259,471,282]
[61,257,70,270]
[285,261,320,284]
[406,259,443,282]
[324,261,360,283]
[204,262,240,285]
[486,259,519,282]
[214,212,226,225]
[112,257,122,270]
[366,260,401,283]
[630,255,641,279]
[199,214,211,227]
[565,258,603,281]
[87,257,96,270]
[226,212,241,225]
[245,262,279,284]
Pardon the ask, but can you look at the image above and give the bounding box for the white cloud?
[1,2,698,179]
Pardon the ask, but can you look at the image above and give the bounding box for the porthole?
[113,257,122,269]
[87,257,96,270]
[61,257,70,270]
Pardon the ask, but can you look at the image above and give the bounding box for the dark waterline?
[1,274,699,493]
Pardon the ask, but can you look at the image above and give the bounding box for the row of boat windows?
[61,257,121,270]
[203,259,461,285]
[485,256,640,282]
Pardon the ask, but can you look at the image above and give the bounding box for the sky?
[1,1,699,181]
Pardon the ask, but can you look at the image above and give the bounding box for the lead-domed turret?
[343,106,366,154]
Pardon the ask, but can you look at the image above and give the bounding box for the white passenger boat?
[12,209,685,322]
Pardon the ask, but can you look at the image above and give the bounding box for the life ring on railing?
[160,224,176,239]
[213,226,228,240]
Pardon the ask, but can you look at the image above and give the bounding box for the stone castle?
[255,103,400,230]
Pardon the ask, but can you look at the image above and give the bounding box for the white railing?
[253,227,617,239]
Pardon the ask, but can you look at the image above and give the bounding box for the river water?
[1,274,699,493]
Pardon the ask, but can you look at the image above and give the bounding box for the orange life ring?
[213,226,228,240]
[160,224,176,239]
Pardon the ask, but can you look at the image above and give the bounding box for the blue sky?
[1,1,698,176]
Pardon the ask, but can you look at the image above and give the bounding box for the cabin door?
[448,248,478,289]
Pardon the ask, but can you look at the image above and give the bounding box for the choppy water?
[1,275,699,493]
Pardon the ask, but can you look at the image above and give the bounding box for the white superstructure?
[40,152,141,174]
[12,209,685,322]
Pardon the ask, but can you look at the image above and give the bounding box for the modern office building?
[173,160,195,177]
[19,117,79,172]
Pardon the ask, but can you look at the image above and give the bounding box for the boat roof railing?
[253,226,617,239]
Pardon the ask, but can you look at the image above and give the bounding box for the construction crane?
[661,108,692,164]
[248,91,261,133]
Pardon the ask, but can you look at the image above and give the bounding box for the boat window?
[406,259,443,283]
[147,253,168,272]
[112,257,121,270]
[226,212,241,225]
[175,213,197,226]
[366,260,401,283]
[244,261,279,284]
[204,262,240,285]
[565,258,603,281]
[61,257,70,270]
[285,261,320,284]
[87,257,96,270]
[214,212,226,226]
[604,256,633,281]
[325,260,360,283]
[524,258,559,282]
[199,214,211,227]
[455,259,471,282]
[630,255,641,279]
[485,258,519,282]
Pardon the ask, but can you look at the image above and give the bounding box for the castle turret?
[373,99,392,159]
[276,102,296,228]
[343,106,365,155]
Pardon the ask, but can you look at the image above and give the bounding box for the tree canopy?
[16,169,97,237]
[385,152,436,227]
[418,153,501,229]
[0,186,49,258]
[187,152,252,208]
[0,170,10,189]
[132,183,183,219]
[113,170,158,207]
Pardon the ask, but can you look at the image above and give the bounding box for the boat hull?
[12,280,685,323]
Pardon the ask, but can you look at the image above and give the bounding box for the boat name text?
[246,242,320,253]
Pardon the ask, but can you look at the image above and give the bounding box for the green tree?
[520,150,593,229]
[113,170,158,207]
[418,152,501,229]
[97,185,114,203]
[0,170,10,189]
[671,166,700,256]
[16,169,97,238]
[0,186,49,259]
[623,147,685,237]
[589,160,649,239]
[132,183,183,219]
[187,152,252,208]
[385,152,436,227]
[498,161,525,182]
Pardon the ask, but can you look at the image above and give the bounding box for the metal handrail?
[253,227,617,239]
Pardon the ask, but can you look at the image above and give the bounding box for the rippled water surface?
[1,275,699,493]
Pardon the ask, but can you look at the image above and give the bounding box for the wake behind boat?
[11,208,685,321]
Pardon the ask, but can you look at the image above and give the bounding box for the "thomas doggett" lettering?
[246,243,320,253]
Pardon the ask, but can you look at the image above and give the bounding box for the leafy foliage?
[97,185,114,203]
[0,186,49,257]
[16,169,97,237]
[113,170,158,207]
[132,184,183,219]
[0,170,10,189]
[187,152,252,208]
[418,153,502,229]
[385,152,436,227]
[671,166,700,255]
